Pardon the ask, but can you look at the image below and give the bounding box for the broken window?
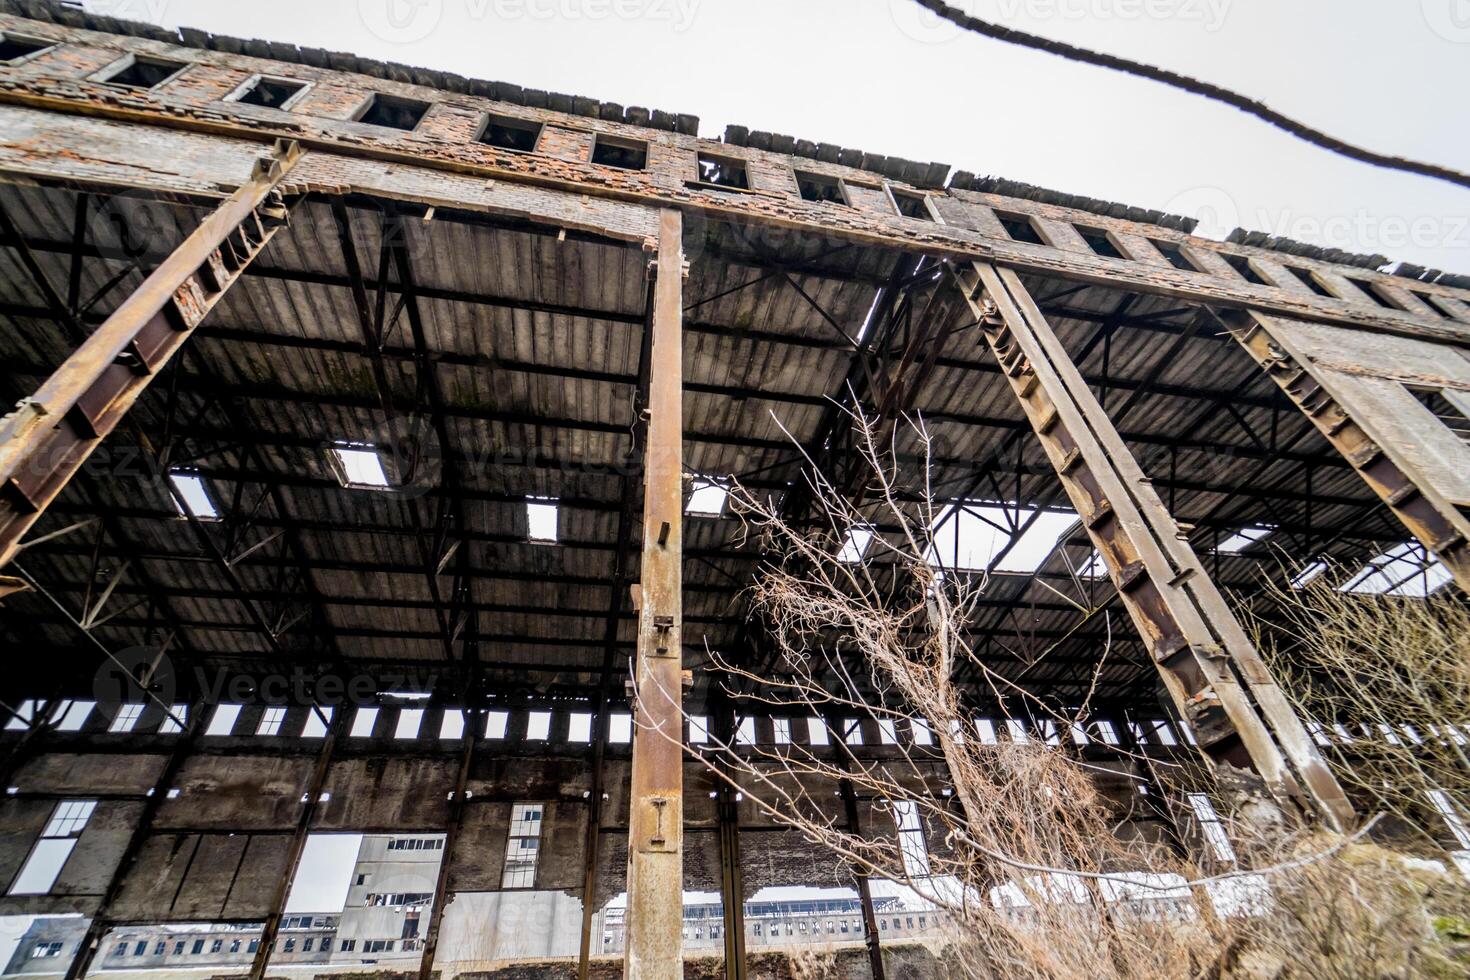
[439,709,464,739]
[842,719,864,745]
[349,706,379,737]
[526,711,551,741]
[158,703,188,734]
[1075,225,1123,258]
[478,113,542,152]
[1286,265,1334,297]
[0,32,55,62]
[1149,239,1203,272]
[50,699,95,731]
[9,800,95,894]
[394,707,424,739]
[1408,385,1470,446]
[501,803,544,888]
[794,170,847,205]
[806,718,830,745]
[486,710,510,738]
[928,501,1077,573]
[687,715,709,744]
[229,75,308,109]
[302,706,332,738]
[96,55,187,89]
[685,477,729,516]
[526,497,559,543]
[696,153,748,189]
[1340,541,1452,597]
[608,712,632,743]
[837,524,876,564]
[204,703,241,736]
[169,470,219,520]
[5,699,39,730]
[995,211,1044,244]
[590,135,647,170]
[568,712,593,742]
[1223,253,1269,285]
[1187,793,1238,862]
[890,800,932,878]
[1427,789,1470,849]
[331,444,391,489]
[355,93,431,131]
[890,188,934,221]
[1216,525,1273,553]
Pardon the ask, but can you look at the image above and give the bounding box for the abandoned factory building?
[0,1,1468,978]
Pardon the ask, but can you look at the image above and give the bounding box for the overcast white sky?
[84,0,1469,271]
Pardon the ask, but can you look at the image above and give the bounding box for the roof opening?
[479,114,542,152]
[439,710,464,739]
[685,477,728,517]
[356,94,430,131]
[1412,291,1457,318]
[795,171,847,204]
[568,712,593,742]
[168,470,219,520]
[1223,253,1268,285]
[696,153,748,189]
[394,708,424,739]
[98,55,187,89]
[1340,541,1452,597]
[1408,386,1470,445]
[332,444,391,488]
[1216,525,1273,553]
[590,134,647,170]
[1289,560,1328,589]
[526,497,559,543]
[1286,265,1334,297]
[0,32,54,62]
[1345,276,1397,309]
[995,211,1044,244]
[204,704,241,736]
[928,502,1078,573]
[233,76,307,109]
[1075,225,1123,258]
[526,711,551,741]
[1149,239,1202,272]
[890,188,934,221]
[349,707,379,737]
[837,525,876,564]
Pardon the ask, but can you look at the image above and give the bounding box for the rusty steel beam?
[956,260,1355,832]
[624,209,685,979]
[0,139,304,570]
[1212,307,1470,593]
[712,700,747,980]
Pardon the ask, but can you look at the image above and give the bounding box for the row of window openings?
[10,31,1464,318]
[168,463,732,532]
[995,210,1462,318]
[6,697,1191,751]
[110,936,328,958]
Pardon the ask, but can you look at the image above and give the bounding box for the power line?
[908,0,1470,192]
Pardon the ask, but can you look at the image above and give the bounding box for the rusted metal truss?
[1211,307,1470,593]
[955,260,1356,831]
[0,139,305,570]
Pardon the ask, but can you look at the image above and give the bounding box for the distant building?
[328,834,445,965]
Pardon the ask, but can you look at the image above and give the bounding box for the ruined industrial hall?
[0,1,1468,978]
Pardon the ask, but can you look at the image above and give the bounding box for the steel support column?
[712,702,747,980]
[0,140,304,570]
[956,260,1355,831]
[624,209,685,979]
[1212,307,1470,593]
[839,768,886,980]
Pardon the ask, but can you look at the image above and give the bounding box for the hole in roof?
[1073,550,1108,579]
[1216,525,1273,553]
[685,477,728,516]
[837,525,876,564]
[995,211,1043,244]
[0,33,54,62]
[697,154,748,189]
[1223,253,1268,285]
[1289,560,1328,589]
[526,497,559,543]
[332,444,391,488]
[1339,542,1452,597]
[1412,291,1457,318]
[928,502,1078,573]
[1346,276,1397,309]
[356,94,430,131]
[168,470,219,520]
[891,189,933,221]
[1075,225,1123,258]
[1286,265,1334,297]
[478,114,541,152]
[1408,386,1470,445]
[234,76,307,109]
[795,170,846,204]
[1150,239,1201,272]
[98,56,186,89]
[591,135,647,170]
